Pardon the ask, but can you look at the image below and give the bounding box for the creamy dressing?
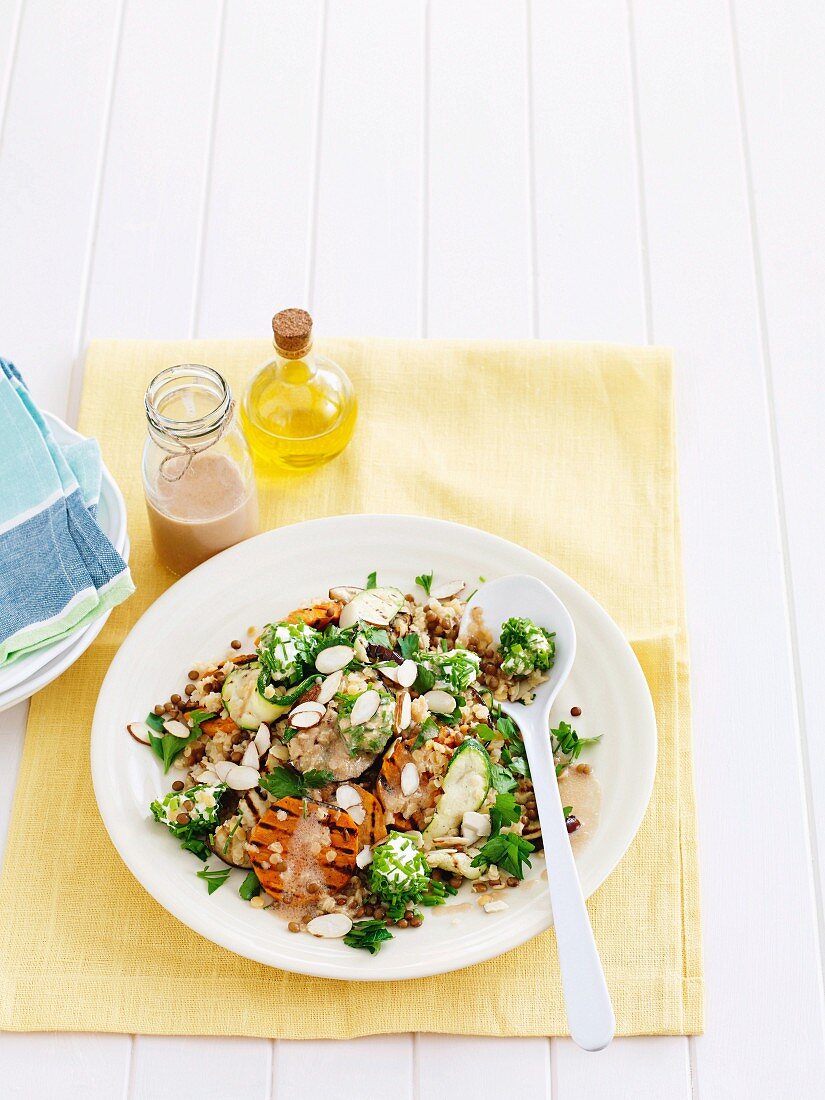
[145,451,259,576]
[557,768,602,852]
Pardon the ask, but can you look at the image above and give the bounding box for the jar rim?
[145,364,232,442]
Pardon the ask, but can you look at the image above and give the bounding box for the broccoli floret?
[367,832,432,918]
[498,617,556,679]
[422,647,480,694]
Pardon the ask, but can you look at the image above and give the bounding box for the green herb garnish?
[259,766,334,800]
[419,879,459,907]
[366,571,378,589]
[471,832,534,880]
[489,791,522,834]
[302,768,335,790]
[413,715,440,749]
[490,762,519,794]
[551,721,602,765]
[415,571,433,596]
[343,919,394,955]
[196,865,231,895]
[147,708,214,773]
[239,870,262,901]
[179,836,211,861]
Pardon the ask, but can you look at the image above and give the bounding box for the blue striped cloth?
[0,359,134,667]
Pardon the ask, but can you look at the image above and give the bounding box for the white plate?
[0,412,128,698]
[92,515,657,981]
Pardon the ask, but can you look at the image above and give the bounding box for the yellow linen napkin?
[0,338,702,1036]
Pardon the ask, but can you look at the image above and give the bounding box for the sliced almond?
[253,723,271,754]
[306,913,353,939]
[395,690,412,733]
[225,764,260,791]
[290,700,326,718]
[395,659,417,688]
[213,761,234,782]
[356,846,373,869]
[126,721,151,745]
[162,719,190,738]
[315,644,355,675]
[350,689,381,726]
[423,689,456,715]
[348,804,366,825]
[400,761,420,797]
[328,585,363,603]
[378,664,400,684]
[290,709,322,729]
[430,579,466,600]
[317,669,343,705]
[198,768,221,786]
[335,784,362,811]
[241,742,259,769]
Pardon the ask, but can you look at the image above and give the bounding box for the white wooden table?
[1,1,824,1096]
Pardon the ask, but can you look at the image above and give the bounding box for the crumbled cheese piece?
[483,900,509,913]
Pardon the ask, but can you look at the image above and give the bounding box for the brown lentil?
[230,639,242,650]
[175,812,189,825]
[183,799,194,811]
[288,921,301,933]
[171,780,184,792]
[507,877,519,888]
[184,684,196,696]
[410,916,423,928]
[571,706,582,717]
[170,693,181,705]
[397,919,409,929]
[188,669,199,681]
[153,704,164,715]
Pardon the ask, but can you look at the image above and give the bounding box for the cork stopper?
[272,308,313,359]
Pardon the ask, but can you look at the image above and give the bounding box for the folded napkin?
[0,359,134,666]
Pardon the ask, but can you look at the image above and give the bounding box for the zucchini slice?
[423,739,491,842]
[222,666,289,730]
[338,586,406,629]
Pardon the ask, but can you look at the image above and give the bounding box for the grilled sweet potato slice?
[286,601,343,629]
[376,737,438,829]
[200,715,240,738]
[348,784,388,848]
[248,797,358,907]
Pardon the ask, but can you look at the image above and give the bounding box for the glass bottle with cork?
[241,308,357,473]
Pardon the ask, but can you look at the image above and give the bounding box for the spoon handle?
[525,722,615,1051]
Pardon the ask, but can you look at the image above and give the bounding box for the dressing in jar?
[142,364,259,575]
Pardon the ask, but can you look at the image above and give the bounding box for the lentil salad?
[129,574,602,953]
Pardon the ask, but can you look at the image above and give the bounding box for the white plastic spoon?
[461,574,615,1052]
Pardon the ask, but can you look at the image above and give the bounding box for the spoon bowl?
[461,573,615,1052]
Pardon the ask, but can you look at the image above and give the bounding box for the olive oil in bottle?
[241,308,357,473]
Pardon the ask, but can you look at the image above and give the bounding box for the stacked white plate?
[0,412,130,713]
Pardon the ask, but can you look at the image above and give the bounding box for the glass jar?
[142,364,259,576]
